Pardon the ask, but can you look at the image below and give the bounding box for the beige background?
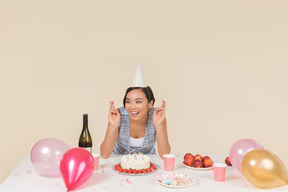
[1,0,288,184]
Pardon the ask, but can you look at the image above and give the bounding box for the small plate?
[112,162,159,176]
[155,172,197,188]
[183,163,213,171]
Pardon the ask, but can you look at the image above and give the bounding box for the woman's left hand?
[153,100,166,127]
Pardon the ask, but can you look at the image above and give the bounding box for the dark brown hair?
[123,86,155,107]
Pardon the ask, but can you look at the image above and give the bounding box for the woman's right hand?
[108,101,120,128]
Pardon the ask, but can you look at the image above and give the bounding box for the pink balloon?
[229,139,264,172]
[60,148,94,191]
[30,138,70,177]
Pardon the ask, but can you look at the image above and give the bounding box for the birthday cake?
[114,153,157,174]
[121,153,150,170]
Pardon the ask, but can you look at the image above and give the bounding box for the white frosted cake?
[121,153,150,170]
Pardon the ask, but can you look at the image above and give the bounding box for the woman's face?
[125,89,152,121]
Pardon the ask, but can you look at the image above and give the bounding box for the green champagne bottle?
[78,114,92,153]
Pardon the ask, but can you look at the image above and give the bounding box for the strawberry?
[146,168,152,172]
[132,169,137,174]
[128,169,132,174]
[150,163,157,170]
[114,164,120,170]
[137,170,141,174]
[141,169,147,173]
[123,169,128,173]
[118,168,123,172]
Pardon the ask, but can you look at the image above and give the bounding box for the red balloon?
[60,148,94,191]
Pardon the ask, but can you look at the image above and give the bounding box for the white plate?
[155,172,197,188]
[112,162,159,176]
[183,163,213,171]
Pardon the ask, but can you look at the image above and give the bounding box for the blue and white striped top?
[112,107,156,155]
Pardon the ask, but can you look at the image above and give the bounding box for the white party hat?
[131,64,147,87]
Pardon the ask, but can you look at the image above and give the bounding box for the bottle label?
[82,147,92,153]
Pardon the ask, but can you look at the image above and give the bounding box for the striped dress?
[112,107,156,155]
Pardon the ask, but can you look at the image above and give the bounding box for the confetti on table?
[126,179,132,184]
[243,185,249,188]
[26,170,32,174]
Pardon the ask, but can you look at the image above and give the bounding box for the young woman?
[100,86,171,159]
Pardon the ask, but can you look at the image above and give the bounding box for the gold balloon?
[241,149,288,188]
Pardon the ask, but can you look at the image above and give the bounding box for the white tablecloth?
[1,154,287,192]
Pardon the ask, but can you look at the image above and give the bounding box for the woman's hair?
[123,86,155,107]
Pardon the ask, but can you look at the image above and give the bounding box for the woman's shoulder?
[118,107,128,116]
[150,107,156,114]
[148,107,156,121]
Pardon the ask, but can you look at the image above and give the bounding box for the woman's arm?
[100,101,120,159]
[100,123,119,159]
[155,119,171,159]
[153,100,171,159]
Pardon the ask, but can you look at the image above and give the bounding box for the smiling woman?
[100,65,171,159]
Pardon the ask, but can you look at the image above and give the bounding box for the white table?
[1,155,287,192]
